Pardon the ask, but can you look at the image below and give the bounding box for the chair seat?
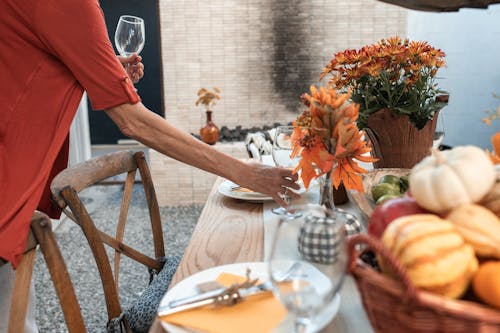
[124,255,181,333]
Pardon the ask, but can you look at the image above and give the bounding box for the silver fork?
[164,262,301,312]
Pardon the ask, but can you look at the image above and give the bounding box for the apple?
[368,196,429,239]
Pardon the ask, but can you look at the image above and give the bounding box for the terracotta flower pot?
[200,110,219,145]
[364,109,440,169]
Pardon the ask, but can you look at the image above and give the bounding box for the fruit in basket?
[472,261,500,309]
[368,196,428,239]
[446,204,500,259]
[410,146,496,214]
[371,183,400,202]
[370,174,410,204]
[398,175,410,193]
[378,174,401,186]
[380,214,478,298]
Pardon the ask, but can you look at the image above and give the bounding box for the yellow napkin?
[160,272,287,333]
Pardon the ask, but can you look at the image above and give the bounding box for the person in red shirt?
[0,54,144,333]
[0,0,300,331]
[0,0,299,268]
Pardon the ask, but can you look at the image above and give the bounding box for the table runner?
[262,181,321,260]
[262,182,365,261]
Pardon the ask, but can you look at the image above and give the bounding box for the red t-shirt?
[0,0,140,267]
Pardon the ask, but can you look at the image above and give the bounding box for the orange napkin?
[160,272,287,333]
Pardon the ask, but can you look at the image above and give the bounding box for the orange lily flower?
[291,85,376,192]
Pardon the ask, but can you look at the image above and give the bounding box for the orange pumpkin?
[446,204,500,259]
[381,214,478,299]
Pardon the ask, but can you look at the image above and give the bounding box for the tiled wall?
[152,0,407,206]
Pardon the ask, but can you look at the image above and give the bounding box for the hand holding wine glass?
[272,125,302,217]
[268,206,347,333]
[114,15,145,80]
[117,53,144,83]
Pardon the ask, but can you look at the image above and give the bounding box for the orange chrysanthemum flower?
[321,36,447,130]
[291,85,377,192]
[482,104,500,164]
[486,132,500,164]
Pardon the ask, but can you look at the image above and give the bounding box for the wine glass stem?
[294,317,310,333]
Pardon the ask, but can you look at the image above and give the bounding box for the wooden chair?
[50,150,179,333]
[0,211,85,333]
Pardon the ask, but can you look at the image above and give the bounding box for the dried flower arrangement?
[195,87,221,111]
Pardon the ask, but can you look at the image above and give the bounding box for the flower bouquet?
[291,85,377,206]
[320,36,449,168]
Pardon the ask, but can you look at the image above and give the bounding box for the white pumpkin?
[409,146,496,213]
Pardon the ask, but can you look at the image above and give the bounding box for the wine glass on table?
[268,206,347,333]
[272,125,302,218]
[114,15,145,81]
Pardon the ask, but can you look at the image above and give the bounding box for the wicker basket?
[348,234,500,333]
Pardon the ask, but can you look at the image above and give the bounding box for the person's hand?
[118,53,144,83]
[238,162,302,207]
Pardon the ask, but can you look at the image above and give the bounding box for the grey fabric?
[123,255,182,333]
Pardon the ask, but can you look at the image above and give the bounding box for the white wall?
[408,6,500,149]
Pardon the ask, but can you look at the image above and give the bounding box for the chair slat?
[114,169,137,290]
[8,249,36,333]
[5,211,84,332]
[135,153,165,259]
[31,212,86,332]
[51,151,137,209]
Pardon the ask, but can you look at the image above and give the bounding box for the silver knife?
[158,281,272,317]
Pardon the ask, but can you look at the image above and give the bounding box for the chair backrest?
[50,150,166,328]
[1,211,85,333]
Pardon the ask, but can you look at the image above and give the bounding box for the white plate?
[218,180,307,203]
[218,180,273,202]
[159,262,341,333]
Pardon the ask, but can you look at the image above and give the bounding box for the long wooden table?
[149,178,374,333]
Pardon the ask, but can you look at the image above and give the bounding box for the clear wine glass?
[272,126,302,218]
[114,15,145,65]
[268,206,347,333]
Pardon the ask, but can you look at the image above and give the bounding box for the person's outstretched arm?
[33,0,298,205]
[105,102,300,205]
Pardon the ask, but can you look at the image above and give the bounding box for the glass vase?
[318,171,363,237]
[200,110,219,145]
[319,171,349,209]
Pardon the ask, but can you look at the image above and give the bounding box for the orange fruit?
[472,261,500,309]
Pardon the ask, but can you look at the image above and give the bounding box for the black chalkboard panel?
[88,0,163,144]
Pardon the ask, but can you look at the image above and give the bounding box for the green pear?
[371,183,400,202]
[379,174,401,186]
